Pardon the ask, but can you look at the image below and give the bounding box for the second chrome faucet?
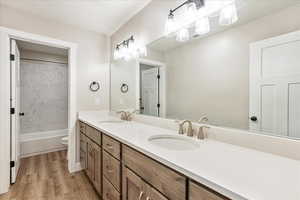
[176,117,210,140]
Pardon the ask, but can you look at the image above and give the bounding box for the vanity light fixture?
[113,36,147,61]
[164,0,239,42]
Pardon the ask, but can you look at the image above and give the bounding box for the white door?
[250,31,300,138]
[141,68,159,116]
[10,39,21,183]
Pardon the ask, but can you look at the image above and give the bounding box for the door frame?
[0,26,78,194]
[135,58,166,118]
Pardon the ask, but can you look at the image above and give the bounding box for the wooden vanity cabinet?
[80,133,87,169]
[78,120,231,200]
[86,137,102,196]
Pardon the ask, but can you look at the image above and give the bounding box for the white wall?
[110,59,137,111]
[0,5,110,111]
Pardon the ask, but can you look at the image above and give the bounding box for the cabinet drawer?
[122,145,186,200]
[86,125,101,146]
[103,134,120,160]
[79,121,86,134]
[103,177,120,200]
[103,150,121,192]
[189,181,229,200]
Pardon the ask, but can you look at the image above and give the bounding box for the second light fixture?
[165,0,239,42]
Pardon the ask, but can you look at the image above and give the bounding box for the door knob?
[250,116,257,122]
[19,112,25,116]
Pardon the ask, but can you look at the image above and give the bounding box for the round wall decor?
[90,81,100,92]
[121,83,129,93]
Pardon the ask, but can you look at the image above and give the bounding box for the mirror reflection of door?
[140,64,160,117]
[250,32,300,138]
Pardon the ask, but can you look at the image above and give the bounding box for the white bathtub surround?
[20,59,68,133]
[79,111,300,200]
[20,129,68,157]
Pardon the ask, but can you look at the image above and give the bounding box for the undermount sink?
[148,134,200,151]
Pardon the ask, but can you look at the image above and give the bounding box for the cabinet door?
[86,139,95,181]
[122,167,146,200]
[94,143,102,195]
[80,133,87,169]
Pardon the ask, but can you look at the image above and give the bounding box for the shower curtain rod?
[20,58,67,65]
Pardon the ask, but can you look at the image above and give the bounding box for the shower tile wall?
[20,60,68,134]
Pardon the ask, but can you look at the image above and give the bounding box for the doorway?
[0,27,78,194]
[137,59,166,118]
[10,39,69,183]
[139,64,160,116]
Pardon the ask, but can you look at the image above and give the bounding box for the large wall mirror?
[110,0,300,140]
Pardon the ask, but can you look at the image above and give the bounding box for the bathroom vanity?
[78,112,300,200]
[79,120,229,200]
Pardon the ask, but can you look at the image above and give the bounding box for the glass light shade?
[165,14,176,36]
[185,2,197,19]
[114,49,120,60]
[176,28,189,42]
[128,40,138,58]
[219,2,238,26]
[195,17,210,35]
[139,45,147,57]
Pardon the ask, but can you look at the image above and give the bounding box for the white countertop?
[78,111,300,200]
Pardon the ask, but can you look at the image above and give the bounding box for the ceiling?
[17,40,68,56]
[0,0,151,36]
[149,0,300,52]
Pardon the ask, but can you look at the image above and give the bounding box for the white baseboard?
[69,162,82,173]
[20,129,68,157]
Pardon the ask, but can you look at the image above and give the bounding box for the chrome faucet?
[197,115,210,140]
[117,110,128,120]
[117,110,139,121]
[177,120,194,137]
[126,109,140,121]
[197,125,210,140]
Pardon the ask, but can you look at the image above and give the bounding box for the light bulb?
[165,13,176,37]
[176,28,189,42]
[139,45,147,57]
[185,2,197,19]
[114,48,120,60]
[195,17,210,35]
[128,39,138,58]
[219,2,238,26]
